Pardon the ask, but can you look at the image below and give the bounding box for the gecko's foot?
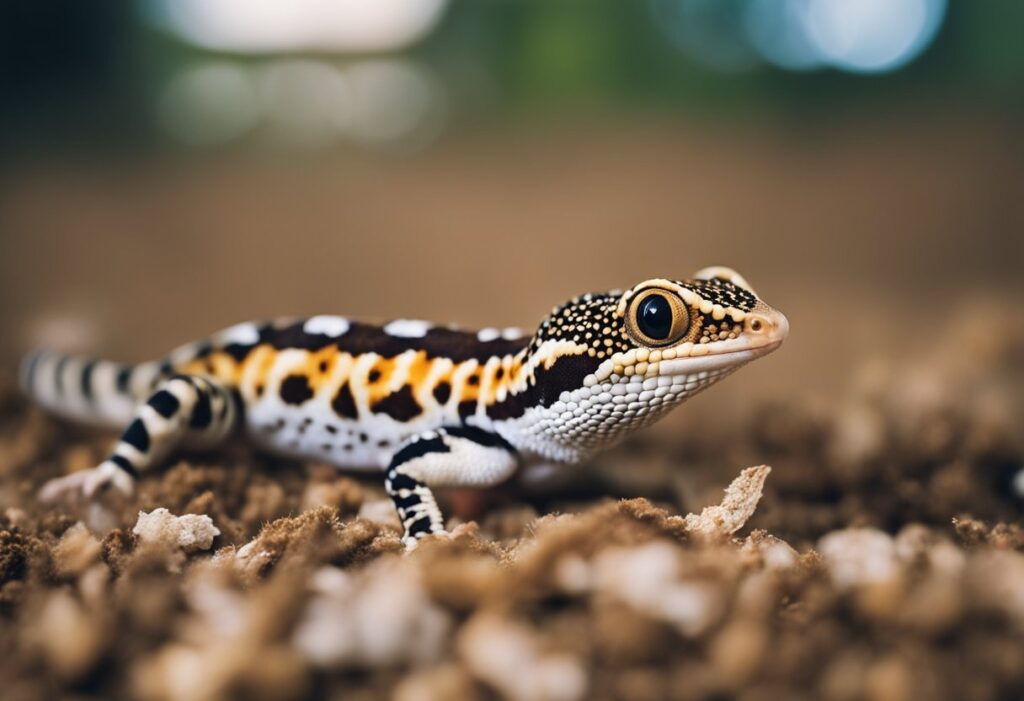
[39,461,135,505]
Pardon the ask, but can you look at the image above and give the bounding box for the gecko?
[21,266,788,546]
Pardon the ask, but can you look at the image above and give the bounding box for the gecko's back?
[22,317,532,470]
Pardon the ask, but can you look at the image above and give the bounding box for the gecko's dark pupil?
[637,294,672,340]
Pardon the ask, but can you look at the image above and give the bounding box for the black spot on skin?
[387,471,419,491]
[326,425,338,434]
[371,385,422,422]
[432,381,451,405]
[444,425,515,453]
[255,384,264,397]
[407,517,434,536]
[109,454,138,478]
[458,400,477,419]
[331,383,358,419]
[205,360,216,375]
[467,374,479,386]
[122,419,150,452]
[377,439,390,448]
[222,343,254,363]
[343,444,353,451]
[193,341,214,358]
[392,491,423,511]
[318,360,329,373]
[368,368,381,383]
[495,368,504,380]
[189,389,213,428]
[390,435,450,466]
[321,443,332,451]
[79,360,96,402]
[148,390,180,419]
[359,432,368,443]
[116,366,133,394]
[280,374,314,405]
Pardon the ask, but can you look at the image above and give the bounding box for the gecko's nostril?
[746,311,789,345]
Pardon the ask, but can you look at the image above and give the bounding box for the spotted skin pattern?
[23,267,788,546]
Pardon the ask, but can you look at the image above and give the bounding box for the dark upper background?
[1,0,1021,427]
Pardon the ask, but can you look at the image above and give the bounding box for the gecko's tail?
[19,350,163,428]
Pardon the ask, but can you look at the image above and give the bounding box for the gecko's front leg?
[385,425,519,547]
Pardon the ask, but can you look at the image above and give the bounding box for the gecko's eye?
[626,289,691,347]
[638,295,671,339]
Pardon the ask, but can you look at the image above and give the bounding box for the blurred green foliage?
[2,0,1022,156]
[423,0,1024,113]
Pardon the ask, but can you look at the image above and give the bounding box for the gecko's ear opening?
[693,266,757,296]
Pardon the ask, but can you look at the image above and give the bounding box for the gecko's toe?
[40,463,135,504]
[39,470,93,504]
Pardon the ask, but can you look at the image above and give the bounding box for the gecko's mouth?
[658,309,788,376]
[658,339,783,375]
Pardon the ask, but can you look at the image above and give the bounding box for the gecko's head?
[613,266,788,376]
[519,267,788,459]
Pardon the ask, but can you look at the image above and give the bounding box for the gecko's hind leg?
[40,375,240,503]
[385,426,519,548]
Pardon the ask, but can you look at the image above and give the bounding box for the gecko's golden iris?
[626,288,691,347]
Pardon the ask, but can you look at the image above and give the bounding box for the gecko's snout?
[744,306,789,350]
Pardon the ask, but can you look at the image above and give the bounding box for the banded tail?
[19,350,164,428]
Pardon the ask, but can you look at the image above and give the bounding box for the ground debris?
[224,506,401,581]
[953,516,1024,550]
[0,322,1022,700]
[680,464,770,539]
[133,508,220,554]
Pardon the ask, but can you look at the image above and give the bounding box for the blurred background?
[1,0,1022,427]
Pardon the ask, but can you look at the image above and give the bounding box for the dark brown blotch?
[432,381,451,405]
[280,374,314,405]
[371,384,422,422]
[331,383,358,419]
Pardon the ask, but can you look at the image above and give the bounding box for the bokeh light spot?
[802,0,946,74]
[147,0,448,54]
[157,63,258,145]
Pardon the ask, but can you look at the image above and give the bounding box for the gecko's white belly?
[242,394,449,471]
[246,423,390,471]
